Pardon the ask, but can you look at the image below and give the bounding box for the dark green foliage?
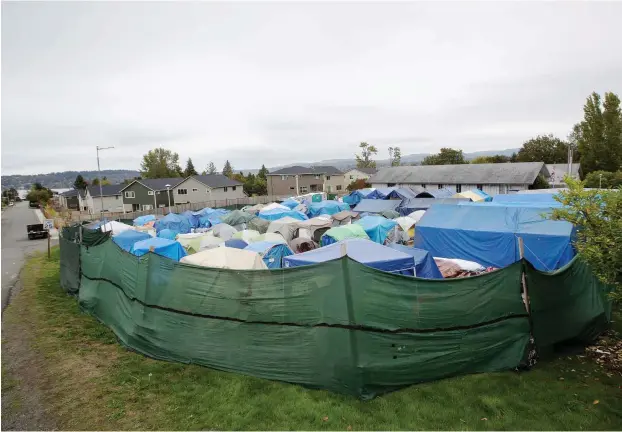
[516,134,574,164]
[421,148,467,165]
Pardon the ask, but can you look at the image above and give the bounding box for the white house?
[368,162,550,196]
[59,189,87,211]
[343,167,377,188]
[86,184,131,214]
[172,174,245,204]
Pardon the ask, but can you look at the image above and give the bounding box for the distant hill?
[1,169,140,190]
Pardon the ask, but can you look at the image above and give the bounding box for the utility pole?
[96,146,115,218]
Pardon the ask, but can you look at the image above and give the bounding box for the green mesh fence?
[59,236,81,294]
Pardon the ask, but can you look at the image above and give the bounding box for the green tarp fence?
[59,226,110,295]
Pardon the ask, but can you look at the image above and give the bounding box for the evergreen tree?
[222,160,233,178]
[206,161,217,174]
[73,174,88,190]
[421,148,467,165]
[258,164,269,180]
[184,158,198,177]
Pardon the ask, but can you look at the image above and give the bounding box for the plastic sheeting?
[224,239,248,249]
[415,204,575,270]
[199,235,225,250]
[366,187,396,199]
[493,193,561,204]
[129,237,187,261]
[212,223,238,241]
[180,246,268,270]
[416,188,454,198]
[384,187,419,201]
[177,232,210,252]
[321,224,370,246]
[247,217,269,234]
[232,229,261,243]
[221,210,256,226]
[100,220,134,235]
[342,188,375,206]
[154,213,192,234]
[133,214,156,226]
[181,210,200,228]
[355,216,398,244]
[245,241,294,268]
[307,200,350,217]
[387,244,444,279]
[157,228,179,240]
[112,230,152,252]
[281,198,300,209]
[258,208,308,221]
[353,199,401,214]
[398,198,469,215]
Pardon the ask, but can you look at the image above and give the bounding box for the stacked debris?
[585,330,622,373]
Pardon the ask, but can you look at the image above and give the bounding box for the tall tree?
[92,178,100,186]
[101,176,111,185]
[73,175,88,190]
[471,155,512,164]
[258,164,269,180]
[388,146,401,166]
[516,134,574,164]
[573,92,622,176]
[355,142,378,168]
[222,160,233,178]
[184,158,198,177]
[421,148,467,165]
[140,148,183,179]
[206,161,217,174]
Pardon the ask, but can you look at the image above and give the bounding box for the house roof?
[60,189,86,198]
[346,167,377,175]
[268,165,343,175]
[546,163,580,185]
[369,162,548,185]
[87,184,124,197]
[181,174,243,189]
[119,177,185,192]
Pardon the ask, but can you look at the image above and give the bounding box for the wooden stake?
[518,237,530,313]
[47,228,51,259]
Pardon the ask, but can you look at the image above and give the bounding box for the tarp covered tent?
[199,234,225,250]
[247,217,270,233]
[398,198,469,215]
[207,210,230,226]
[253,232,287,244]
[181,210,200,228]
[232,229,261,243]
[181,247,268,270]
[154,213,192,234]
[258,208,308,221]
[212,223,238,241]
[177,232,210,252]
[268,217,333,245]
[101,220,134,235]
[415,204,576,271]
[221,210,256,226]
[356,215,398,244]
[342,188,375,206]
[289,237,318,253]
[245,241,294,269]
[284,238,416,275]
[380,210,400,219]
[384,187,421,201]
[112,230,151,252]
[416,188,454,198]
[353,199,401,214]
[224,239,248,249]
[321,224,370,246]
[157,228,179,240]
[129,237,187,261]
[408,210,426,223]
[366,187,395,200]
[261,202,289,212]
[133,214,156,226]
[331,210,360,225]
[453,189,492,202]
[307,200,350,217]
[243,203,265,215]
[395,216,416,240]
[281,198,300,209]
[493,193,560,204]
[387,243,444,279]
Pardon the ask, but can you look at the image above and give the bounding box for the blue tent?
[493,193,560,204]
[197,215,212,228]
[245,241,294,269]
[283,238,416,275]
[258,209,308,221]
[157,228,179,240]
[192,207,215,216]
[224,239,248,249]
[416,188,454,198]
[355,215,398,244]
[307,200,350,217]
[281,198,300,209]
[154,213,192,234]
[387,244,444,279]
[398,198,470,215]
[112,230,151,252]
[129,237,187,261]
[366,187,395,199]
[384,188,419,201]
[133,214,156,226]
[353,199,401,214]
[414,204,575,271]
[181,210,200,228]
[343,188,375,206]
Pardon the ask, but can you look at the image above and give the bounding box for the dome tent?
[212,223,238,241]
[133,214,156,226]
[112,230,151,252]
[221,210,256,226]
[129,237,187,261]
[154,213,192,234]
[157,228,179,240]
[320,224,370,246]
[307,200,350,217]
[181,247,268,270]
[245,241,294,269]
[355,216,398,244]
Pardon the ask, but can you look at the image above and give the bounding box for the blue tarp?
[129,237,187,261]
[387,244,444,279]
[197,216,212,228]
[414,204,575,271]
[355,216,397,244]
[157,228,179,240]
[281,198,300,209]
[258,209,308,221]
[112,230,151,252]
[181,210,200,228]
[133,214,156,226]
[493,193,560,204]
[224,239,248,249]
[154,213,192,234]
[283,238,416,275]
[366,187,395,200]
[384,188,418,201]
[416,188,454,198]
[307,200,350,217]
[398,198,470,215]
[343,188,375,206]
[245,241,294,269]
[353,199,401,214]
[471,189,492,201]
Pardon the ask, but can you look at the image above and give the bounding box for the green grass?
[3,247,622,430]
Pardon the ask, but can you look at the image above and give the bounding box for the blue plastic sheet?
[133,214,156,226]
[112,230,151,252]
[283,238,416,275]
[281,199,300,209]
[493,193,560,204]
[154,213,192,234]
[129,237,187,261]
[245,241,294,269]
[157,229,179,240]
[307,200,350,217]
[366,187,395,199]
[353,199,401,214]
[258,209,308,221]
[384,188,418,200]
[416,188,454,198]
[415,204,575,271]
[387,244,444,279]
[224,239,248,249]
[181,210,200,228]
[398,198,470,215]
[343,189,375,206]
[355,216,397,244]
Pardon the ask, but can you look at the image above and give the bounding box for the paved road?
[1,202,56,312]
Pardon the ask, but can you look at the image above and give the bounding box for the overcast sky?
[2,2,622,175]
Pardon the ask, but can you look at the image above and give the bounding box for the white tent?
[232,229,261,242]
[181,247,268,270]
[177,232,210,251]
[260,202,289,212]
[407,210,426,224]
[101,221,133,235]
[212,223,238,240]
[199,235,225,251]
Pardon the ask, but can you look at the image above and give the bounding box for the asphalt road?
[1,202,56,312]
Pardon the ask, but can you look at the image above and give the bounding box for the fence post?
[518,237,530,314]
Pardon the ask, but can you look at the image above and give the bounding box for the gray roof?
[184,175,243,188]
[60,189,85,198]
[369,162,548,185]
[348,167,377,175]
[268,165,343,175]
[120,177,185,192]
[87,184,124,197]
[546,163,580,185]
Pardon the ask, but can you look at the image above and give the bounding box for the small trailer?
[27,223,48,240]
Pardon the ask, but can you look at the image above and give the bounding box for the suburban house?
[546,163,581,188]
[343,167,377,188]
[85,184,131,214]
[267,166,345,196]
[120,178,183,211]
[368,162,550,195]
[172,174,245,204]
[59,189,87,211]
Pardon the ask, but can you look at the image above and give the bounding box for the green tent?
[221,210,256,226]
[320,224,370,246]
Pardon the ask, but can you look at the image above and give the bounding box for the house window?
[132,204,140,211]
[315,175,320,179]
[300,186,308,193]
[326,176,331,180]
[290,186,295,190]
[456,184,462,193]
[192,188,198,192]
[281,175,288,180]
[388,183,396,187]
[438,184,444,189]
[232,186,236,191]
[142,204,153,211]
[177,188,188,195]
[476,184,483,190]
[336,185,342,191]
[115,195,119,200]
[224,187,228,192]
[350,175,354,180]
[124,191,135,198]
[148,191,154,195]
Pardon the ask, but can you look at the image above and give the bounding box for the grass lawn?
[3,247,622,430]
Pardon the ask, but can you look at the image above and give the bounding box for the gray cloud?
[2,1,622,174]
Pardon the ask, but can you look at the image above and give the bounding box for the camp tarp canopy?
[84,220,106,230]
[157,228,179,240]
[232,229,261,243]
[415,188,454,198]
[181,247,268,270]
[261,202,289,212]
[112,230,151,252]
[154,213,192,234]
[458,200,564,209]
[379,210,400,219]
[281,198,300,209]
[493,193,560,204]
[133,214,156,226]
[366,187,395,200]
[384,187,425,201]
[253,232,287,244]
[243,203,266,214]
[268,217,332,245]
[398,197,470,215]
[181,210,200,228]
[177,232,210,252]
[414,203,575,271]
[101,220,134,235]
[453,189,492,202]
[387,243,444,279]
[331,210,360,225]
[355,215,398,244]
[353,199,401,214]
[289,237,318,253]
[212,223,238,240]
[267,216,302,242]
[407,210,426,223]
[321,224,370,246]
[199,234,225,250]
[307,200,350,217]
[284,238,416,275]
[247,217,270,233]
[221,210,256,226]
[245,241,294,269]
[224,239,248,249]
[129,237,187,261]
[258,208,308,221]
[342,188,375,206]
